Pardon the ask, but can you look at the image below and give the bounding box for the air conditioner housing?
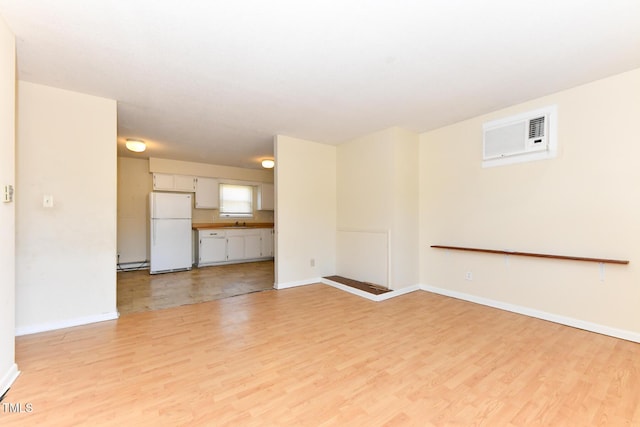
[482,105,557,168]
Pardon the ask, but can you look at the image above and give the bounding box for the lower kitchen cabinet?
[260,228,274,257]
[199,230,226,264]
[244,233,262,259]
[196,228,274,267]
[226,235,245,261]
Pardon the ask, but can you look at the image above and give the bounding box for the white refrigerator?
[149,192,193,274]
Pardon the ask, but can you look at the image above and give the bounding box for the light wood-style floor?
[4,285,640,426]
[117,260,274,314]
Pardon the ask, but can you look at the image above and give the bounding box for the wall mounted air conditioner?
[482,105,558,168]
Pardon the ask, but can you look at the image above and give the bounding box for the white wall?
[337,129,393,229]
[420,68,640,336]
[275,135,336,287]
[117,157,151,264]
[0,14,18,397]
[336,127,419,289]
[390,128,419,289]
[337,129,393,287]
[16,81,118,334]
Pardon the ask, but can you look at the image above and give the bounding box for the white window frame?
[219,183,254,218]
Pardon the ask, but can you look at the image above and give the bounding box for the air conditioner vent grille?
[482,105,557,168]
[529,116,545,139]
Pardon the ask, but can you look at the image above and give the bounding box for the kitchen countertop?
[192,222,274,230]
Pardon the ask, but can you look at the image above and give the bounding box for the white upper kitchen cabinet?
[195,177,219,209]
[153,173,196,192]
[257,183,274,210]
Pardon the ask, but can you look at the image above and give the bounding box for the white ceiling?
[1,1,639,169]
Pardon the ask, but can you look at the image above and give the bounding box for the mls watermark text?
[2,402,34,414]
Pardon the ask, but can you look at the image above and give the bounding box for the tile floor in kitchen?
[116,260,274,315]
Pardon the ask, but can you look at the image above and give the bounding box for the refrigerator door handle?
[152,220,156,246]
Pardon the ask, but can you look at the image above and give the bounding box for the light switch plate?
[2,185,13,203]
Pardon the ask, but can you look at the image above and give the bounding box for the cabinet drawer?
[199,230,226,238]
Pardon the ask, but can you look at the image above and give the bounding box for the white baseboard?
[274,278,322,290]
[0,363,20,397]
[275,277,421,301]
[420,284,640,344]
[15,311,120,336]
[382,285,422,300]
[321,279,421,302]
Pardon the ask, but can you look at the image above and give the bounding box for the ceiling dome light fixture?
[261,159,275,169]
[125,139,146,153]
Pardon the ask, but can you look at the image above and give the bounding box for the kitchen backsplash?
[191,207,274,224]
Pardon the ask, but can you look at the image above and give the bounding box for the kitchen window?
[219,183,254,218]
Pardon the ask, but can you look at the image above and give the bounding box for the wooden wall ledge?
[431,245,629,265]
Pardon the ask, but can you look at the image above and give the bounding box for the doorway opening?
[117,260,274,315]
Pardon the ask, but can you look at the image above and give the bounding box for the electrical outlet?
[310,258,315,267]
[465,271,473,281]
[43,194,54,208]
